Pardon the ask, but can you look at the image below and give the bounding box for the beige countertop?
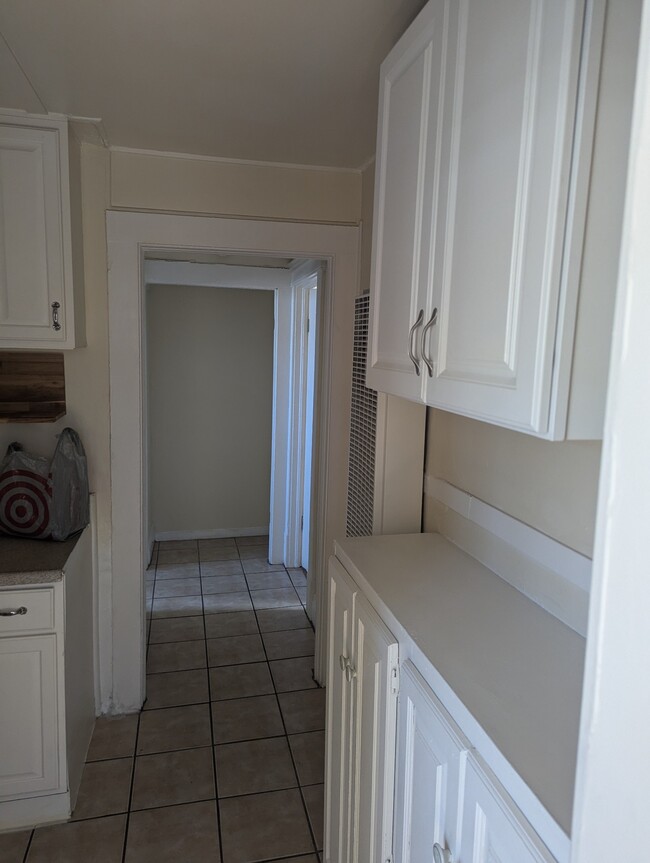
[0,534,81,585]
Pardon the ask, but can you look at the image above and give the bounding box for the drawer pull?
[408,308,424,375]
[345,662,357,683]
[339,654,348,671]
[0,606,27,617]
[433,843,452,863]
[51,301,62,331]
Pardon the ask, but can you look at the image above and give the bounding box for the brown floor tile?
[270,858,318,863]
[211,694,284,744]
[207,634,265,667]
[302,784,324,850]
[26,815,126,863]
[241,557,285,571]
[131,747,214,810]
[144,669,209,710]
[86,714,138,761]
[151,595,203,618]
[262,628,315,660]
[289,731,325,786]
[155,562,200,580]
[204,610,259,639]
[149,616,205,644]
[199,547,240,563]
[270,656,317,692]
[158,540,197,550]
[147,640,206,674]
[209,662,274,700]
[154,578,201,598]
[245,571,293,591]
[278,689,326,733]
[256,607,312,633]
[215,736,297,797]
[287,567,307,587]
[0,829,32,863]
[251,587,302,611]
[219,788,314,863]
[199,559,243,577]
[125,800,221,863]
[72,758,133,820]
[202,591,253,615]
[296,585,308,603]
[137,704,212,754]
[235,535,268,547]
[157,548,199,565]
[201,574,248,594]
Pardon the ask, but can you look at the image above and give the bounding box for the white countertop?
[335,532,585,840]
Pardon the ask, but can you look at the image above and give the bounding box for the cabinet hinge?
[390,664,400,695]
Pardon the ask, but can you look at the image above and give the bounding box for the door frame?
[107,211,358,711]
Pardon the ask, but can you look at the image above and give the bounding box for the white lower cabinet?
[0,634,60,798]
[325,550,562,863]
[325,557,399,863]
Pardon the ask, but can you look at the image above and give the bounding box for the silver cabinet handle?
[344,662,357,683]
[51,302,62,331]
[339,654,348,671]
[432,843,452,863]
[408,309,424,375]
[421,307,438,377]
[0,606,27,617]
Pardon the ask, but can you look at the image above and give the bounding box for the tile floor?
[0,536,325,863]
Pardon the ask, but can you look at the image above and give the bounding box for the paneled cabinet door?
[424,0,592,434]
[457,755,555,863]
[0,635,60,799]
[0,119,74,348]
[325,558,357,863]
[350,593,399,863]
[367,0,449,400]
[393,662,468,863]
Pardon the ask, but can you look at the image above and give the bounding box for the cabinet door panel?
[394,662,468,863]
[0,634,60,798]
[458,755,554,863]
[428,0,586,434]
[351,594,398,863]
[367,0,449,400]
[0,125,67,345]
[325,558,357,863]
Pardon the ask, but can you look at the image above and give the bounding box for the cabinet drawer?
[0,588,55,635]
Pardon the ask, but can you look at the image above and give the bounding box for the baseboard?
[154,526,269,542]
[0,790,70,831]
[424,476,591,635]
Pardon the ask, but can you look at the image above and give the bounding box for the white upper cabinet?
[367,0,621,439]
[0,111,84,349]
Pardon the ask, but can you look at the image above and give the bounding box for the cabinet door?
[0,121,72,348]
[0,634,61,799]
[367,0,449,400]
[350,593,398,863]
[393,662,468,863]
[324,558,357,863]
[425,0,588,434]
[457,755,555,863]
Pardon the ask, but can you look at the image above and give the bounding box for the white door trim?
[107,211,358,709]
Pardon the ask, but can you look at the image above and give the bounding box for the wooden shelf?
[0,352,66,423]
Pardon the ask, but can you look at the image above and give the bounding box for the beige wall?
[359,160,375,296]
[423,410,601,557]
[111,149,362,223]
[147,284,274,535]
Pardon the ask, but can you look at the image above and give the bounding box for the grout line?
[199,552,226,859]
[239,557,321,857]
[120,709,142,862]
[21,829,34,863]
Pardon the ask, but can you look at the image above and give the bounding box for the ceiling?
[0,0,427,169]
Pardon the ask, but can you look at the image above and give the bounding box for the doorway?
[106,211,358,711]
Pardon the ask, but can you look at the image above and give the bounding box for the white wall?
[146,283,274,536]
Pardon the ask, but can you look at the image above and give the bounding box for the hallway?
[0,536,324,863]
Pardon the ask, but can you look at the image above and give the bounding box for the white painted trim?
[572,2,650,857]
[110,144,362,175]
[107,210,358,709]
[0,790,71,831]
[155,527,269,542]
[144,260,290,290]
[425,476,591,632]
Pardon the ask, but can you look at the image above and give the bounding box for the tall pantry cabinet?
[367,0,613,439]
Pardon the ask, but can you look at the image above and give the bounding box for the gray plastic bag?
[0,428,89,541]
